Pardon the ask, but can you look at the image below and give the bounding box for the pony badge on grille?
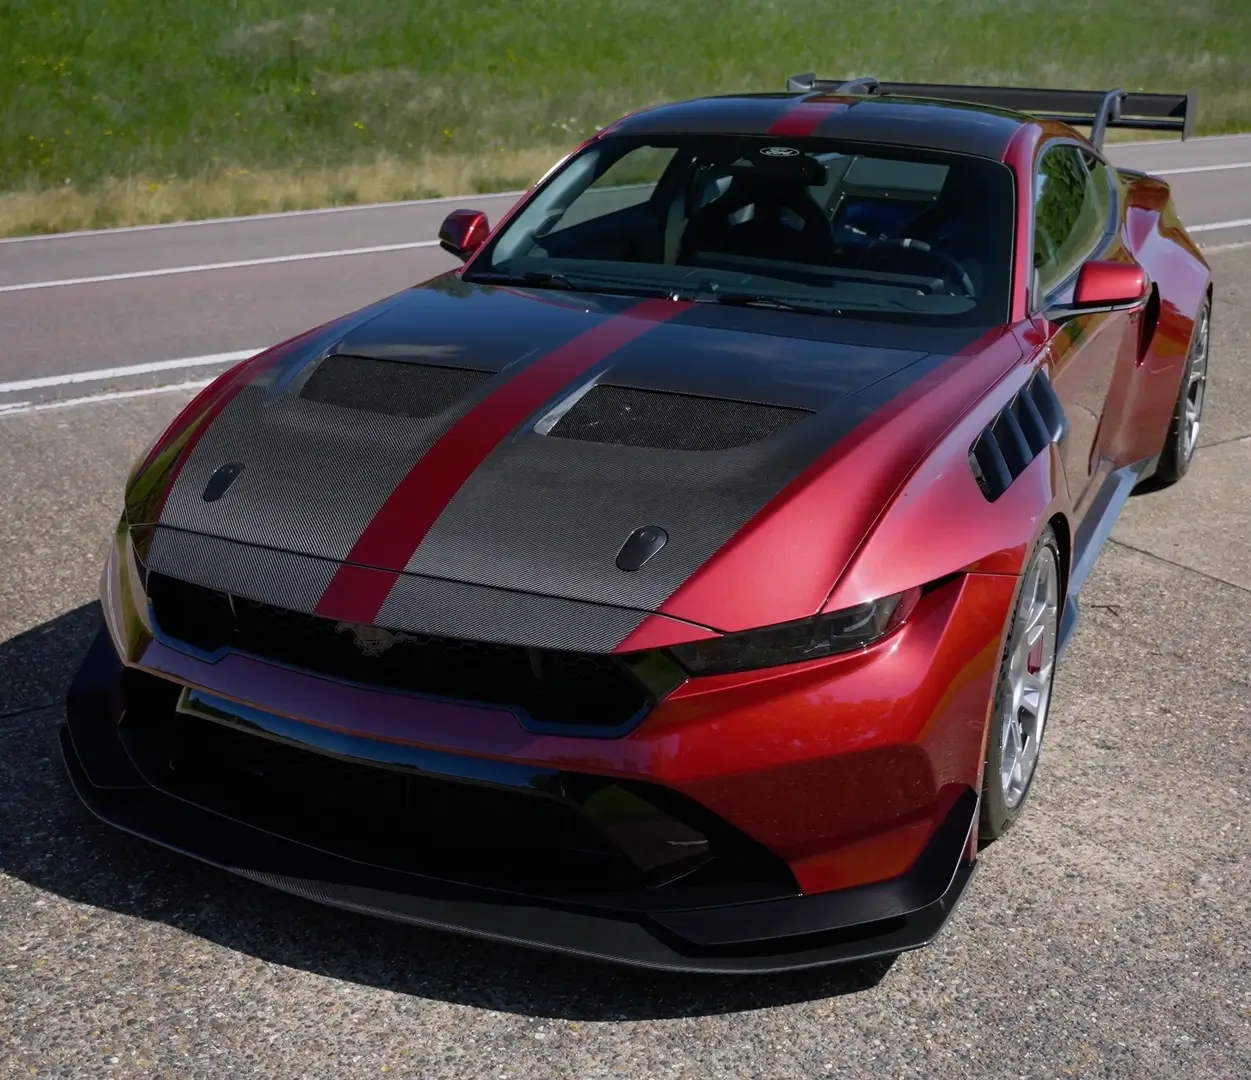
[335,621,419,657]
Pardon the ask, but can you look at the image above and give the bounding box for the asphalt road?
[1,136,1250,1079]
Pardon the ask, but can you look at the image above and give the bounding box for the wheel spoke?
[1000,544,1060,810]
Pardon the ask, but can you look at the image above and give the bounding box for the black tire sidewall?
[979,523,1061,842]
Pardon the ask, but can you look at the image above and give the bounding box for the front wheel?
[979,525,1062,843]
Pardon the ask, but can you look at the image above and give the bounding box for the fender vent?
[969,370,1067,501]
[299,356,492,418]
[547,385,813,451]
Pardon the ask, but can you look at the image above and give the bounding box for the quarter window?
[1033,145,1112,297]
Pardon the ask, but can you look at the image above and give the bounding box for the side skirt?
[1057,454,1158,654]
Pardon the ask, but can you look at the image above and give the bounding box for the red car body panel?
[64,83,1213,972]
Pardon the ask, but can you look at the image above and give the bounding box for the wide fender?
[824,359,1073,616]
[1109,177,1212,463]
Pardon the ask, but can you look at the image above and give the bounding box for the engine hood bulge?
[129,278,996,642]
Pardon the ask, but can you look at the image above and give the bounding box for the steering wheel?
[865,237,977,298]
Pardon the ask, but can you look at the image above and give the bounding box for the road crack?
[1107,537,1251,598]
[0,700,58,725]
[1198,431,1251,450]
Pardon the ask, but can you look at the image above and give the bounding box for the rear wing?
[785,75,1196,150]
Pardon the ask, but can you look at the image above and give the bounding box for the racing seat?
[678,172,837,267]
[900,167,989,294]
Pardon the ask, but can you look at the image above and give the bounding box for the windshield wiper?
[462,270,673,299]
[463,270,577,289]
[688,290,843,317]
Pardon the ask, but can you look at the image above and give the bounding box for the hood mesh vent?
[547,385,813,451]
[969,370,1067,501]
[300,355,493,418]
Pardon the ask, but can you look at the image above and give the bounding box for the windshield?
[465,134,1016,326]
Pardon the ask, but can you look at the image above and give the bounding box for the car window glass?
[472,134,1017,328]
[1033,145,1110,296]
[548,146,678,229]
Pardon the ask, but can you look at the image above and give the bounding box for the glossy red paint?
[123,569,1016,896]
[313,297,692,625]
[438,209,490,260]
[1001,122,1041,321]
[828,372,1070,611]
[654,328,1022,633]
[96,86,1220,938]
[766,96,846,137]
[1072,259,1149,305]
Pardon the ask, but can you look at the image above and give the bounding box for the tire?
[979,525,1062,843]
[1151,298,1210,486]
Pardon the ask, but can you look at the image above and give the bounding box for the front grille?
[146,573,649,728]
[117,669,799,905]
[548,385,813,450]
[119,677,640,895]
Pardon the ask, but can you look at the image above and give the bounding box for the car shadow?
[0,604,896,1021]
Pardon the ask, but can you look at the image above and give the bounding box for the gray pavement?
[1,135,1249,399]
[0,138,1250,1080]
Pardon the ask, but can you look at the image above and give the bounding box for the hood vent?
[969,369,1067,501]
[547,385,813,451]
[299,355,493,418]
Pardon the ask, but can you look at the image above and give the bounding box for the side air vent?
[969,370,1067,501]
[299,355,493,418]
[547,385,814,451]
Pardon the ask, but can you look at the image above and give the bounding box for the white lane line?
[0,241,442,293]
[0,349,260,395]
[1203,239,1251,253]
[1152,161,1251,176]
[0,378,213,417]
[0,191,526,245]
[1191,217,1251,233]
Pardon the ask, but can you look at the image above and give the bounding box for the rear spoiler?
[785,74,1196,150]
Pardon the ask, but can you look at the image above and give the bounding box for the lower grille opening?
[146,572,648,729]
[117,670,798,908]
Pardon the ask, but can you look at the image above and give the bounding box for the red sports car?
[64,76,1211,972]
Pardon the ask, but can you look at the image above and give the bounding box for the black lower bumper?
[61,627,978,974]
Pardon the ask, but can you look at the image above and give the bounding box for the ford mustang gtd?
[64,76,1211,972]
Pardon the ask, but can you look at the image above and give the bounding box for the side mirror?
[1044,259,1149,323]
[438,209,490,261]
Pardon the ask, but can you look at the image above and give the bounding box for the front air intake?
[969,370,1067,501]
[547,385,813,451]
[299,356,493,418]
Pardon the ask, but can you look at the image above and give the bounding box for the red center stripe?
[313,297,690,624]
[767,98,842,138]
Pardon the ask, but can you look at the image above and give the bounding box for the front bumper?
[63,624,979,974]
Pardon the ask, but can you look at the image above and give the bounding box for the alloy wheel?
[999,542,1060,809]
[1180,307,1210,464]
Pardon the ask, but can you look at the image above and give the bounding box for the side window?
[1033,145,1111,297]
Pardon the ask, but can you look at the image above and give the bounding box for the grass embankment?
[3,0,1249,236]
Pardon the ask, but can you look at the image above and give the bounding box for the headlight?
[668,588,920,676]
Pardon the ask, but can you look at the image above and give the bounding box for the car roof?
[608,92,1030,159]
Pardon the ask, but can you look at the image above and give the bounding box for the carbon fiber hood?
[131,280,989,642]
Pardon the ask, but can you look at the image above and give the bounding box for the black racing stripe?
[143,527,670,652]
[609,96,798,137]
[809,98,1020,157]
[405,343,956,613]
[153,285,635,567]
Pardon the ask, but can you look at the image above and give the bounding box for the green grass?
[2,0,1249,234]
